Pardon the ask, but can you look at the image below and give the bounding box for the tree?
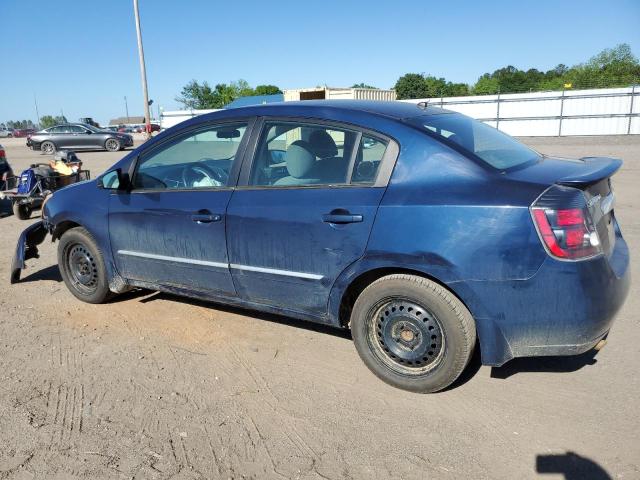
[5,119,35,129]
[39,115,67,128]
[470,44,640,94]
[175,80,217,109]
[394,73,430,99]
[253,85,282,95]
[395,73,470,99]
[176,79,283,108]
[351,83,377,89]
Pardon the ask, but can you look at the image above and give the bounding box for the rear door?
[226,118,398,315]
[108,119,254,295]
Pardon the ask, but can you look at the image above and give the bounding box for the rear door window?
[249,121,389,187]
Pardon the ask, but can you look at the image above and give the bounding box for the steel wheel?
[367,298,445,376]
[66,243,99,295]
[105,138,120,152]
[41,141,55,154]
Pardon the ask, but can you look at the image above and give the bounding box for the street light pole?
[33,93,41,128]
[124,96,130,124]
[133,0,151,139]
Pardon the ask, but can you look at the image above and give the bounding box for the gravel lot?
[0,135,638,479]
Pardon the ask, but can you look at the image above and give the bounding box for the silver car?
[27,123,134,154]
[0,127,13,138]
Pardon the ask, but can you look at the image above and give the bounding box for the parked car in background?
[12,101,630,393]
[12,128,37,138]
[27,123,133,153]
[0,127,13,138]
[0,144,14,188]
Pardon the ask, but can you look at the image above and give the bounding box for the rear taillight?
[531,185,601,260]
[0,149,5,158]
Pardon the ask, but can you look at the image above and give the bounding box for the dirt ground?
[0,135,639,480]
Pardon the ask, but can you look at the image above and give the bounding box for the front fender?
[10,220,48,283]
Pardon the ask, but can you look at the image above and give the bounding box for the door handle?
[322,213,363,224]
[191,213,221,224]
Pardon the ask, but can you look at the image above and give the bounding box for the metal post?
[495,91,500,130]
[124,96,130,124]
[558,88,565,137]
[628,84,636,135]
[33,93,40,128]
[133,0,152,139]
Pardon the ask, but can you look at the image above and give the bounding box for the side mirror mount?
[98,169,130,191]
[85,130,92,134]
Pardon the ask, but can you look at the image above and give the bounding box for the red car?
[13,129,37,138]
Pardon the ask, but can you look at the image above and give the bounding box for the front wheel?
[12,203,32,220]
[58,227,113,303]
[350,274,476,393]
[104,138,121,152]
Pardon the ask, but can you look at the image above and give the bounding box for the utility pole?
[133,0,152,139]
[33,94,41,128]
[124,96,130,124]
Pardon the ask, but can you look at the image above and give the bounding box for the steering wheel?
[182,162,228,188]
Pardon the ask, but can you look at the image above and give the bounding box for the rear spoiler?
[557,157,622,186]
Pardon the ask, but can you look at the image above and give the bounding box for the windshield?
[408,113,541,170]
[83,124,102,132]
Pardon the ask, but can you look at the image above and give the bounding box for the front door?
[109,120,252,295]
[226,119,396,315]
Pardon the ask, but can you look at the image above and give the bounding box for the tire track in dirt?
[229,346,320,467]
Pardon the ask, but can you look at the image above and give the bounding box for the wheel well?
[52,221,81,241]
[338,267,470,328]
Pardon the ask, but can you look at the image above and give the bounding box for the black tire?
[57,227,113,304]
[104,138,121,152]
[350,274,476,393]
[12,203,31,220]
[40,141,56,154]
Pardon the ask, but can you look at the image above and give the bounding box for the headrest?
[308,130,338,158]
[285,141,316,178]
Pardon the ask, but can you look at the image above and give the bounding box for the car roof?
[218,100,452,121]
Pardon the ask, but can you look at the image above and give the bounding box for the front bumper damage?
[10,220,48,283]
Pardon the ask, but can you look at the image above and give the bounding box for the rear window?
[408,113,540,170]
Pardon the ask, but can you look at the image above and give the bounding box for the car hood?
[505,155,622,188]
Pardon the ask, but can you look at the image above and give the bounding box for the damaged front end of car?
[10,219,51,284]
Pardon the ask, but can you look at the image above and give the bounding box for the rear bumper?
[470,222,630,366]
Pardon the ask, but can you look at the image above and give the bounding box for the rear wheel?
[350,274,476,393]
[58,227,113,303]
[40,141,55,154]
[12,203,32,220]
[105,138,121,152]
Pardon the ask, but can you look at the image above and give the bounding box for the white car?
[0,127,13,138]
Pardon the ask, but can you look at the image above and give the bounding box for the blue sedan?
[11,101,630,392]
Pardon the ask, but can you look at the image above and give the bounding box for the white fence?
[160,109,220,130]
[402,86,639,136]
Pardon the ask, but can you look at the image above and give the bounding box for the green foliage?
[4,120,36,129]
[394,74,430,99]
[395,73,470,99]
[39,115,67,128]
[468,44,639,95]
[176,79,283,109]
[254,85,282,95]
[394,44,639,98]
[351,83,378,89]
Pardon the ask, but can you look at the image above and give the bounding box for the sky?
[1,0,639,126]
